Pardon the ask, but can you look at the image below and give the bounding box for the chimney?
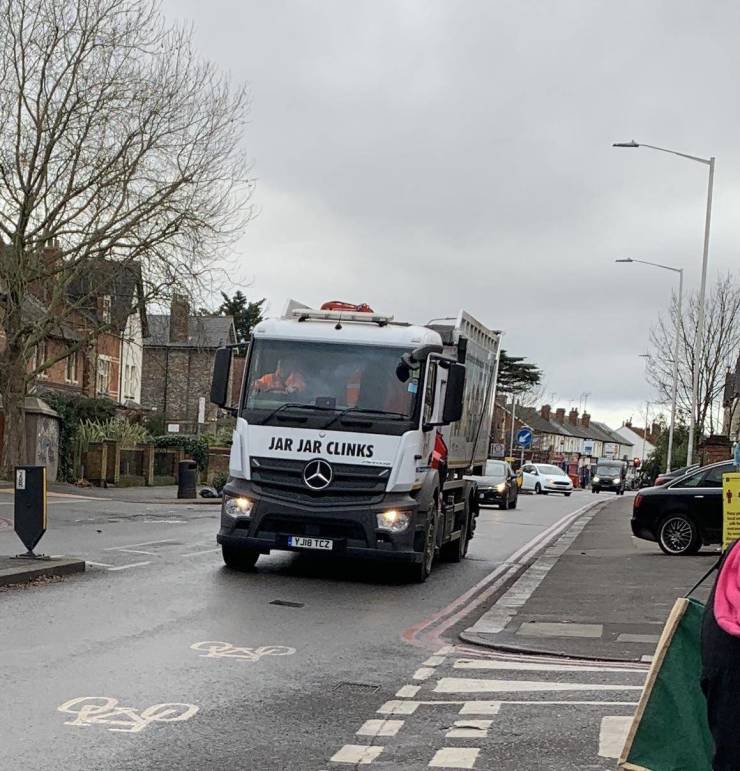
[169,293,190,343]
[569,408,579,426]
[581,412,591,428]
[555,407,566,423]
[625,419,632,428]
[540,404,551,420]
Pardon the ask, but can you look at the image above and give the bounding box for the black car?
[653,464,700,487]
[631,460,734,555]
[468,459,519,510]
[592,461,627,495]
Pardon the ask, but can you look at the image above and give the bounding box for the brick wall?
[141,346,222,430]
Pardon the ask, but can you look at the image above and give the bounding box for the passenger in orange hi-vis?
[345,367,362,407]
[253,358,307,394]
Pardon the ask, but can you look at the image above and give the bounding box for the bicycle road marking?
[58,697,198,733]
[190,641,296,662]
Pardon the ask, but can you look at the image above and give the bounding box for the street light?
[613,140,715,466]
[616,258,684,472]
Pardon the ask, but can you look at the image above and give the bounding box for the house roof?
[591,421,634,447]
[24,295,81,341]
[144,314,236,348]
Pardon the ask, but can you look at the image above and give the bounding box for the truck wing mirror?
[210,346,233,409]
[442,362,465,423]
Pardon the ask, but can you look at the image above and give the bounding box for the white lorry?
[210,301,501,581]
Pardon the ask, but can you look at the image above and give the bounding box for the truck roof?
[252,317,442,348]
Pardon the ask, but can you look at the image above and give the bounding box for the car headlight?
[495,482,506,492]
[613,477,621,485]
[376,509,413,533]
[224,496,254,518]
[593,476,600,483]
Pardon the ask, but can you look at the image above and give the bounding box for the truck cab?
[210,301,500,582]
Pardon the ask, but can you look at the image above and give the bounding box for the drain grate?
[332,682,381,695]
[269,599,305,608]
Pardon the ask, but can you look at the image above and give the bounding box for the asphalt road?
[0,490,614,770]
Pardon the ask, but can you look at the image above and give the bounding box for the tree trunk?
[0,345,28,478]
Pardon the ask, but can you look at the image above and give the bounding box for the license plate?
[287,536,333,550]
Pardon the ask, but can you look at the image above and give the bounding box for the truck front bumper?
[217,479,426,564]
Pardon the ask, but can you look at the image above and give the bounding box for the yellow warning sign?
[722,472,740,550]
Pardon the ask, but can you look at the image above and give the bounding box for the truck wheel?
[409,509,437,582]
[221,544,260,571]
[441,509,469,563]
[509,493,518,509]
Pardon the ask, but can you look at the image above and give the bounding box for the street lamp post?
[613,140,715,466]
[616,258,684,472]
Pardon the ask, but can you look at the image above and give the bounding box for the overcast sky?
[166,0,740,428]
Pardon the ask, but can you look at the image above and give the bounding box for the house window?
[34,340,48,379]
[97,357,111,395]
[124,364,136,399]
[102,295,112,324]
[65,353,78,383]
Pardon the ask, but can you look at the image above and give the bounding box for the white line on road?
[180,548,221,558]
[423,656,446,667]
[107,561,152,571]
[413,667,436,681]
[85,561,114,568]
[453,659,646,674]
[356,719,404,737]
[445,720,492,738]
[434,678,643,694]
[378,698,638,717]
[599,716,633,759]
[429,747,480,768]
[396,685,421,698]
[330,745,384,764]
[103,539,178,551]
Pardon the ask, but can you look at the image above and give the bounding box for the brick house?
[141,296,236,433]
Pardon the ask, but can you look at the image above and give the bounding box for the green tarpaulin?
[620,597,713,771]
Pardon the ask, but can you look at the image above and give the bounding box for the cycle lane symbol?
[57,697,198,733]
[190,641,296,661]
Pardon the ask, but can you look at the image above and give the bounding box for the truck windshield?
[241,339,420,434]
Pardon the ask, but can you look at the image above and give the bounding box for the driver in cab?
[253,356,307,395]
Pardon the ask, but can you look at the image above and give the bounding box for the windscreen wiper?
[259,402,337,425]
[322,408,407,430]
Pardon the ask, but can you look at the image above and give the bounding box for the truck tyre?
[509,492,518,509]
[408,508,437,583]
[441,508,469,563]
[221,544,260,571]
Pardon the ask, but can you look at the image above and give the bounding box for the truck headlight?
[376,509,412,533]
[613,477,621,485]
[495,482,506,492]
[224,496,254,518]
[593,476,600,483]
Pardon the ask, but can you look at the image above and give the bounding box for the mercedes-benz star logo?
[303,459,333,491]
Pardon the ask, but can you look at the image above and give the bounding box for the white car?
[521,463,573,496]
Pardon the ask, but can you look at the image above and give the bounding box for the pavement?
[0,554,85,587]
[461,492,717,662]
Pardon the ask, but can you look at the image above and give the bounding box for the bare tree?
[0,0,253,472]
[647,273,740,440]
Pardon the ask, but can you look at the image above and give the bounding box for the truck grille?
[250,457,390,505]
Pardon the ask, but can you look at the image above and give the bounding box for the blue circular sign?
[516,427,533,448]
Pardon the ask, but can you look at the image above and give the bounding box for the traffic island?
[0,555,85,588]
[461,495,717,662]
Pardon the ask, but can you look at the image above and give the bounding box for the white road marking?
[356,719,404,737]
[435,645,456,655]
[414,667,436,680]
[598,716,633,759]
[458,702,503,715]
[434,678,643,694]
[113,549,156,555]
[423,656,446,667]
[104,539,178,551]
[641,655,654,663]
[190,642,295,662]
[180,547,221,558]
[445,720,492,738]
[330,745,384,764]
[396,685,421,698]
[429,747,480,768]
[453,659,645,674]
[85,561,114,568]
[107,561,152,571]
[58,697,198,733]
